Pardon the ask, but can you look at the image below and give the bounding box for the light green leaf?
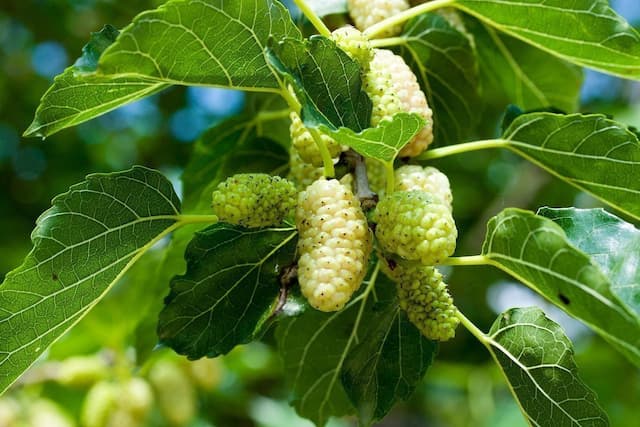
[99,0,301,90]
[24,26,169,138]
[0,167,182,395]
[502,113,640,221]
[321,113,425,163]
[485,307,609,427]
[398,12,481,145]
[268,36,371,131]
[454,0,640,79]
[482,209,640,365]
[539,208,640,316]
[341,294,436,426]
[468,17,582,113]
[158,224,297,359]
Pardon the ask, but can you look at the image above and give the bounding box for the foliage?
[1,0,640,426]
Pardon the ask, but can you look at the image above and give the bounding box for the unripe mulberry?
[381,258,459,341]
[374,191,456,265]
[365,49,434,157]
[290,112,342,167]
[288,148,324,190]
[211,174,297,228]
[348,0,410,37]
[332,25,373,68]
[395,165,452,210]
[366,158,388,195]
[296,178,372,311]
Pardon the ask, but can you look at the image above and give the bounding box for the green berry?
[373,191,457,265]
[348,0,410,37]
[395,165,453,210]
[381,259,459,341]
[332,25,374,68]
[366,158,387,195]
[288,147,324,190]
[211,174,297,228]
[149,360,196,427]
[81,381,118,427]
[296,178,372,311]
[365,49,434,157]
[289,112,342,167]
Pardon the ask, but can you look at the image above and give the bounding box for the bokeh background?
[0,1,639,426]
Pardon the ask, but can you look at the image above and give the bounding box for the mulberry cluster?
[332,25,373,68]
[374,191,456,265]
[296,178,372,311]
[395,165,453,210]
[347,0,410,37]
[211,174,297,228]
[382,258,459,341]
[365,49,434,157]
[289,112,342,167]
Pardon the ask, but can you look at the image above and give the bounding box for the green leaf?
[397,13,481,145]
[482,209,640,365]
[485,307,609,427]
[341,297,436,426]
[468,18,582,113]
[181,111,289,214]
[0,167,181,394]
[501,113,640,221]
[158,224,297,359]
[267,36,372,131]
[321,113,425,163]
[99,0,301,90]
[24,25,168,138]
[539,208,640,316]
[454,0,640,79]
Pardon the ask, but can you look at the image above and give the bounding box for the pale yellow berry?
[288,147,324,190]
[348,0,410,37]
[395,165,452,210]
[296,178,372,311]
[149,360,196,427]
[289,112,342,167]
[331,25,374,68]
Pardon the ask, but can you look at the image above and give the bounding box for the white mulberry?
[289,112,342,167]
[332,25,374,68]
[365,49,434,157]
[381,258,459,341]
[374,191,456,265]
[395,165,452,210]
[348,0,410,37]
[287,147,324,190]
[296,178,372,311]
[211,174,297,228]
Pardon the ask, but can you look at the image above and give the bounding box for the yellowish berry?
[289,112,342,167]
[395,165,453,210]
[348,0,410,37]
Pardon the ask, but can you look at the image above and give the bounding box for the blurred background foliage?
[0,0,639,426]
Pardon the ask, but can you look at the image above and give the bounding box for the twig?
[344,149,378,210]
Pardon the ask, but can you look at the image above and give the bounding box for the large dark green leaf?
[24,26,169,138]
[486,307,609,426]
[158,224,297,359]
[455,0,640,79]
[539,208,640,316]
[468,18,582,113]
[502,113,640,221]
[482,209,640,365]
[341,298,436,426]
[268,36,371,131]
[397,13,480,145]
[0,167,181,394]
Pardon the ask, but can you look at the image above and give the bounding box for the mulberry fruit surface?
[289,112,342,167]
[365,49,434,157]
[381,258,459,341]
[332,25,373,68]
[395,165,452,210]
[287,148,324,190]
[211,174,297,228]
[347,0,410,37]
[374,190,456,265]
[296,178,372,311]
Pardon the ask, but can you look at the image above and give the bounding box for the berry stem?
[308,127,337,178]
[293,0,332,38]
[177,214,220,225]
[417,139,509,161]
[441,255,489,267]
[345,150,378,209]
[370,37,406,48]
[384,161,395,195]
[364,0,457,39]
